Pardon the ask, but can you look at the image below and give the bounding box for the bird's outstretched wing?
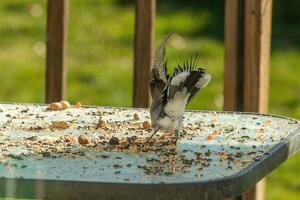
[149,33,172,100]
[162,55,211,118]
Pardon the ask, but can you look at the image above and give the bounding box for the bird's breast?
[157,116,178,133]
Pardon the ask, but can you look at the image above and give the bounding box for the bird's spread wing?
[150,33,172,100]
[162,55,211,118]
[152,33,172,83]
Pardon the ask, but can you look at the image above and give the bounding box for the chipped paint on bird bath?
[0,103,299,185]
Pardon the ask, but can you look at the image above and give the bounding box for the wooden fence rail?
[45,0,273,199]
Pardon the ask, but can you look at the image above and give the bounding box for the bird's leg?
[173,130,180,144]
[145,129,158,144]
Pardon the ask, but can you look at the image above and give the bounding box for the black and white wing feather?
[150,33,172,100]
[162,55,211,118]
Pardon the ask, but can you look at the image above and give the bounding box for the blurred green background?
[0,0,299,199]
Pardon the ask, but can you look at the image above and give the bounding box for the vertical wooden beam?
[241,180,266,200]
[133,0,156,107]
[224,0,244,111]
[224,0,272,199]
[243,0,272,114]
[46,0,69,103]
[241,1,272,199]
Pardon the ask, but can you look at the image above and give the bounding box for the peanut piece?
[49,102,62,111]
[60,101,71,109]
[52,121,70,129]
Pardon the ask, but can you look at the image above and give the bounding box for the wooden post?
[133,0,156,107]
[224,0,245,111]
[224,0,272,199]
[46,0,69,103]
[243,0,272,114]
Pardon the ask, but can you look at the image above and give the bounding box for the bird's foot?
[172,137,178,145]
[144,129,158,145]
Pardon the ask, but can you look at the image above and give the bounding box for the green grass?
[0,0,299,199]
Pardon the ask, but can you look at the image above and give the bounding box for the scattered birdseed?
[133,113,140,120]
[109,136,119,145]
[0,103,298,183]
[75,102,81,108]
[98,118,107,128]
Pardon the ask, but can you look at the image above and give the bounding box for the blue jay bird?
[146,33,211,144]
